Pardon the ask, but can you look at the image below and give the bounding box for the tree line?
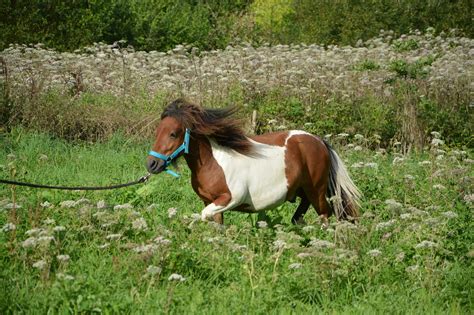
[1,0,472,51]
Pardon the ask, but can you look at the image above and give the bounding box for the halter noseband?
[148,128,191,177]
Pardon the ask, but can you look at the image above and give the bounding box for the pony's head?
[147,98,252,174]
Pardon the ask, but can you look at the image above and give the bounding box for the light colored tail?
[324,141,362,221]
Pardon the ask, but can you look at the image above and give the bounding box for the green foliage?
[279,0,473,46]
[393,38,419,52]
[0,1,472,51]
[388,56,436,79]
[353,59,381,71]
[0,130,472,312]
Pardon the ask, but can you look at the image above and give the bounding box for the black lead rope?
[0,173,151,191]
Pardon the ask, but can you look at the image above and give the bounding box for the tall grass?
[0,129,472,313]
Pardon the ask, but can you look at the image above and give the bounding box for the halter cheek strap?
[148,129,190,178]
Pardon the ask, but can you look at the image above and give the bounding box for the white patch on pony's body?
[285,130,313,145]
[209,138,288,213]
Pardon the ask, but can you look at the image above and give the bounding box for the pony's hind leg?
[305,184,332,227]
[291,196,310,225]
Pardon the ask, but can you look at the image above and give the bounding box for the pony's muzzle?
[147,158,166,174]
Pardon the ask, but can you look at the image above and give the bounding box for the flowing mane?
[161,98,253,155]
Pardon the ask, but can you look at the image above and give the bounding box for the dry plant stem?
[272,248,284,283]
[164,282,176,314]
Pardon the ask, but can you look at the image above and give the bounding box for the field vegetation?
[0,130,472,313]
[1,31,472,149]
[0,1,473,313]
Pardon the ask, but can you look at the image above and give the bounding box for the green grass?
[0,129,472,314]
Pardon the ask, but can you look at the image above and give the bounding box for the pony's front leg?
[201,194,233,222]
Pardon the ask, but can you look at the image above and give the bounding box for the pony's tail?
[324,140,362,221]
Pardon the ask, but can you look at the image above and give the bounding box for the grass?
[0,129,473,313]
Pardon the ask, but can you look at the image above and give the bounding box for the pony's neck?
[183,136,214,175]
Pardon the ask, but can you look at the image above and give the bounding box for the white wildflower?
[132,217,148,231]
[96,200,107,209]
[309,239,335,249]
[32,260,47,270]
[415,240,437,249]
[288,263,302,270]
[146,265,162,275]
[57,254,70,262]
[57,273,75,281]
[190,213,201,221]
[433,184,446,190]
[113,203,133,210]
[146,203,158,211]
[418,160,431,166]
[395,252,405,262]
[430,131,441,138]
[257,221,268,229]
[154,236,172,246]
[406,265,419,273]
[37,236,54,246]
[404,174,415,180]
[53,225,66,232]
[337,133,349,138]
[297,252,313,259]
[1,223,16,232]
[302,225,315,233]
[375,219,397,231]
[168,273,186,282]
[351,162,365,168]
[59,200,76,208]
[43,218,55,225]
[431,138,444,146]
[367,249,382,257]
[464,194,474,204]
[40,201,52,208]
[392,157,404,165]
[98,243,110,249]
[168,207,177,218]
[133,244,158,253]
[22,237,37,248]
[354,145,363,151]
[385,199,402,212]
[25,228,42,236]
[354,134,364,140]
[365,162,378,168]
[3,203,22,209]
[441,211,458,219]
[106,233,122,241]
[273,239,287,250]
[400,213,412,220]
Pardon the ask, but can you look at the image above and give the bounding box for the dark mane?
[161,98,253,155]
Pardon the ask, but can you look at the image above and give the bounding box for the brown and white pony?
[147,99,361,225]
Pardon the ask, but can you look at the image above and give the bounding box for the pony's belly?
[210,139,288,212]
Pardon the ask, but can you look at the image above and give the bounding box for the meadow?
[0,29,473,313]
[0,129,472,313]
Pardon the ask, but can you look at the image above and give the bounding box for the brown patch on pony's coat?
[162,98,253,155]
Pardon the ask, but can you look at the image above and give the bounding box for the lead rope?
[0,173,151,191]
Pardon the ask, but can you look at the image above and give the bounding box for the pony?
[147,98,361,225]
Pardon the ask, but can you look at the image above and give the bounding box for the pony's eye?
[170,132,177,139]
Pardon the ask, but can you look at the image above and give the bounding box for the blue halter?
[148,129,191,178]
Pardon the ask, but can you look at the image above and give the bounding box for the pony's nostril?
[147,158,163,174]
